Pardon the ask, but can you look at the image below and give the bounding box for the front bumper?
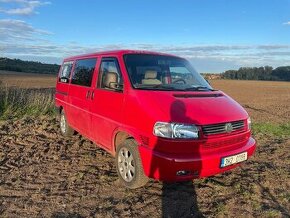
[139,137,256,181]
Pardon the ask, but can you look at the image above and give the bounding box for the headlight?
[153,122,199,139]
[247,117,251,130]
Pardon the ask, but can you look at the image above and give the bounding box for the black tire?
[59,110,74,137]
[115,139,149,189]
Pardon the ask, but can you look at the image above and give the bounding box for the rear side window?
[59,61,73,83]
[71,58,97,87]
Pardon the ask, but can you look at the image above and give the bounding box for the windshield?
[123,54,213,91]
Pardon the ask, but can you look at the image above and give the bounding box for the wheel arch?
[112,129,142,156]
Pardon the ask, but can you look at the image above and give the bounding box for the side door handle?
[86,90,91,99]
[91,91,95,100]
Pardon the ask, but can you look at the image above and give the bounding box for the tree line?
[221,66,290,81]
[0,57,60,74]
[1,57,290,81]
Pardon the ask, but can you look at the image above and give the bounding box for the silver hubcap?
[60,113,66,133]
[118,148,135,182]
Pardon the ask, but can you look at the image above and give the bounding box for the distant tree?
[221,65,290,81]
[272,66,290,81]
[0,57,60,74]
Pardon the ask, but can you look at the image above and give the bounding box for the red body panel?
[90,88,124,149]
[66,85,92,134]
[55,50,256,181]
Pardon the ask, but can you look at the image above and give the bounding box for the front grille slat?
[203,126,225,130]
[202,120,245,136]
[233,125,244,129]
[232,123,244,126]
[204,129,227,133]
[232,123,244,127]
[203,128,226,132]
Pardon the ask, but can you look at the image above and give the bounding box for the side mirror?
[109,82,123,91]
[60,77,69,83]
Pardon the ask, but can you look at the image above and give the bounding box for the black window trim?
[98,57,123,93]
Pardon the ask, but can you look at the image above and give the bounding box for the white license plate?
[220,152,247,168]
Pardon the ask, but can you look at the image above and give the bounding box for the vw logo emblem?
[225,123,233,133]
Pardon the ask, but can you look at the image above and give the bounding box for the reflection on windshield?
[123,54,213,91]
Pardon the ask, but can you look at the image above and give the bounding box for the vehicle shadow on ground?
[149,100,204,217]
[162,181,204,217]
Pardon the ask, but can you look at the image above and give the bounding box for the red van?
[55,50,256,188]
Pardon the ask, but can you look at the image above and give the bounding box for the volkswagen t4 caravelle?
[55,50,256,188]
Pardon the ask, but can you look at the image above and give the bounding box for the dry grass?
[0,70,56,88]
[0,84,54,118]
[0,71,55,118]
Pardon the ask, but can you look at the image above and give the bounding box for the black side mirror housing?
[109,82,123,91]
[60,77,69,83]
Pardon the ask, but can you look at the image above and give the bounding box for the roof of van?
[63,49,179,61]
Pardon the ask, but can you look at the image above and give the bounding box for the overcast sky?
[0,0,290,73]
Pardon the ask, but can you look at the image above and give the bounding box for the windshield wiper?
[183,86,214,91]
[135,84,215,91]
[135,84,179,90]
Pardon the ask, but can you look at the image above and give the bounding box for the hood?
[136,90,248,125]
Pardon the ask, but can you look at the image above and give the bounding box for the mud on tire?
[115,139,149,189]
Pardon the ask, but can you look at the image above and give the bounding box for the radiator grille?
[202,120,245,135]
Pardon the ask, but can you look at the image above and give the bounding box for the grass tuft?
[0,83,55,119]
[252,122,290,138]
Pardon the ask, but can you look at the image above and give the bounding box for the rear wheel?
[116,139,149,189]
[59,110,74,137]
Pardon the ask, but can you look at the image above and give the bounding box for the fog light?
[176,170,191,176]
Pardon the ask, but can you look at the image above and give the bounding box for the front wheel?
[116,139,149,189]
[59,110,74,137]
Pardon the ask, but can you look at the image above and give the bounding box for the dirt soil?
[211,80,290,124]
[0,71,56,88]
[0,75,289,217]
[0,116,289,217]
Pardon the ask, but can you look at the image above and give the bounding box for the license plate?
[220,152,247,168]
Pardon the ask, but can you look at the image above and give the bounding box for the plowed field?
[0,72,289,217]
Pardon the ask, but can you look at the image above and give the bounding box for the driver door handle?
[91,91,95,100]
[86,90,91,99]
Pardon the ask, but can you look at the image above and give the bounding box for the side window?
[99,58,123,91]
[59,61,73,83]
[71,58,97,87]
